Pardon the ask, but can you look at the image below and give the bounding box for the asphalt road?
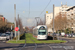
[0,37,75,50]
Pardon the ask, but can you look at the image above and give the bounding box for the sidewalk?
[59,36,75,39]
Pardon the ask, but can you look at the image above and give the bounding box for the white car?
[72,34,75,37]
[61,32,65,37]
[0,34,10,40]
[6,32,13,38]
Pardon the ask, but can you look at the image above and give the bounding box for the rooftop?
[66,6,75,11]
[0,15,3,17]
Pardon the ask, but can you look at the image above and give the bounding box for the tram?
[33,25,47,40]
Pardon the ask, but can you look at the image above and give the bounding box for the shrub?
[20,33,25,40]
[13,36,18,40]
[13,34,24,40]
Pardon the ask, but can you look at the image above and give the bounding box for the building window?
[74,10,75,14]
[74,16,75,19]
[50,16,51,19]
[71,13,73,15]
[0,18,2,20]
[47,16,49,17]
[0,18,1,20]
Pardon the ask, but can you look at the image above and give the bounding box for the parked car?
[61,32,65,37]
[52,33,58,36]
[0,34,10,40]
[66,34,69,37]
[64,34,66,37]
[64,34,69,37]
[70,33,75,38]
[5,32,14,38]
[68,34,71,37]
[0,33,2,36]
[68,33,74,38]
[72,34,75,37]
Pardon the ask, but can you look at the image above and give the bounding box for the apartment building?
[0,15,6,22]
[46,3,71,32]
[66,6,75,33]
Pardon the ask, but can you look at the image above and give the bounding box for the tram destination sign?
[39,30,46,32]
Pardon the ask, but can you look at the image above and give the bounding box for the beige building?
[45,13,53,32]
[46,3,72,32]
[66,6,75,33]
[0,15,6,22]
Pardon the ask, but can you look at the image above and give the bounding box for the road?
[0,37,75,50]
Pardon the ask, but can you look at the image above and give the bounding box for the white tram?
[33,25,47,40]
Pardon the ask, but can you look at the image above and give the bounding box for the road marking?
[4,48,13,50]
[4,44,74,50]
[25,45,47,48]
[44,43,53,50]
[4,45,48,50]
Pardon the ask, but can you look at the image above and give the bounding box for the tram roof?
[33,25,47,29]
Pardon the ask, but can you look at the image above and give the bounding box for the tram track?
[28,34,37,50]
[19,33,27,50]
[41,42,53,50]
[19,33,37,50]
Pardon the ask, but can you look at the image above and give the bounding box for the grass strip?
[7,33,66,44]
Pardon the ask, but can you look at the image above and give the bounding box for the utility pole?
[58,30,59,40]
[11,25,12,40]
[14,4,16,37]
[18,14,20,40]
[35,17,40,26]
[53,4,55,40]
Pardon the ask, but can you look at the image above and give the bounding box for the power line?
[28,0,30,17]
[29,0,30,14]
[39,0,51,16]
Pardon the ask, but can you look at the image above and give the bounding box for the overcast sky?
[0,0,75,27]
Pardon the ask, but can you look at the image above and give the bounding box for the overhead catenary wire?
[29,0,30,14]
[28,0,37,50]
[28,0,30,17]
[19,0,30,50]
[39,0,51,16]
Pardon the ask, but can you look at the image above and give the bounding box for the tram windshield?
[38,30,46,35]
[38,32,46,35]
[38,26,47,35]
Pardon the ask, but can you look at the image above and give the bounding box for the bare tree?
[50,12,67,31]
[16,17,23,33]
[0,18,14,32]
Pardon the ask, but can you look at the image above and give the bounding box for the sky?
[0,0,75,27]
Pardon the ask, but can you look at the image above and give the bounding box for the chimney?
[61,2,62,6]
[3,17,5,22]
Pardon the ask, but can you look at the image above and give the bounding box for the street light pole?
[14,4,16,37]
[18,14,20,40]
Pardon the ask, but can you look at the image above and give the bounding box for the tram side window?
[34,29,38,36]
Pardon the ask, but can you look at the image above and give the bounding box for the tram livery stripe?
[33,35,37,38]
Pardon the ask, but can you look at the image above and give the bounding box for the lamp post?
[18,14,20,40]
[58,30,60,40]
[14,4,16,37]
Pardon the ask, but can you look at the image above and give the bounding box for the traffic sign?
[15,27,19,31]
[46,11,48,13]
